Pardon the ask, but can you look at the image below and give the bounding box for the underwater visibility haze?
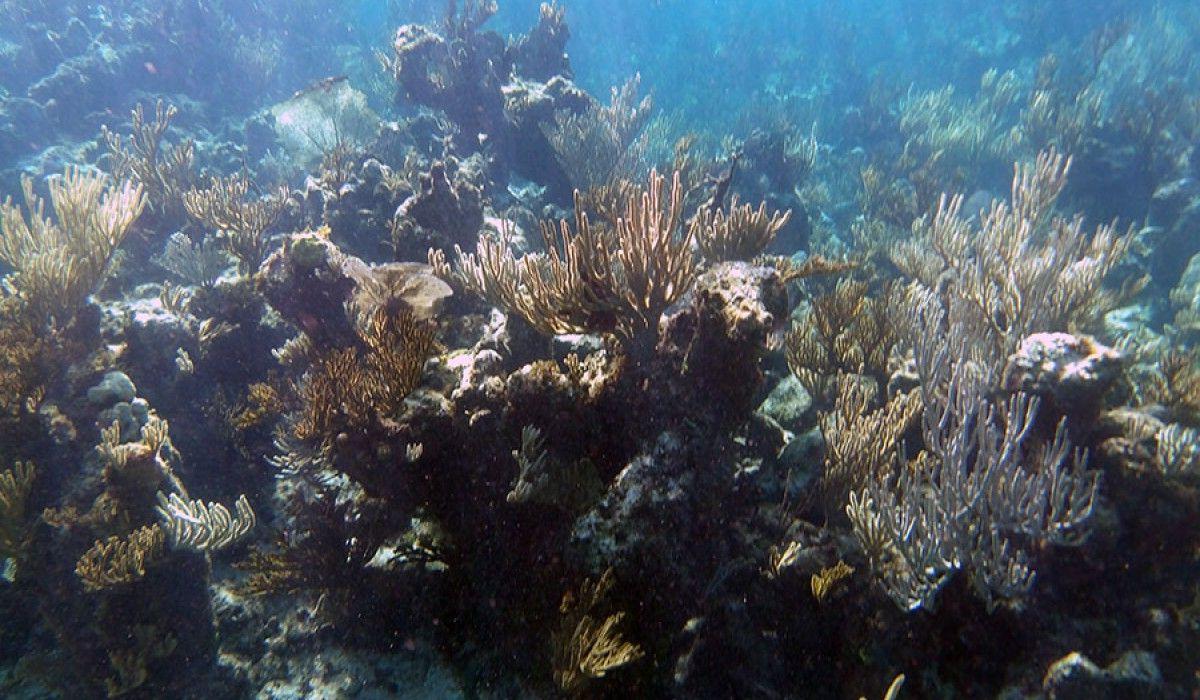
[2,0,1200,696]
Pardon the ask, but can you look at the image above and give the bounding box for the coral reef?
[3,1,1200,697]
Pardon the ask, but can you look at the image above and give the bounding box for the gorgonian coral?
[448,169,697,356]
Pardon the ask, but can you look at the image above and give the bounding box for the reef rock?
[1002,332,1122,412]
[758,373,812,431]
[257,232,359,348]
[571,432,695,567]
[87,371,137,406]
[1042,650,1161,700]
[659,261,788,428]
[393,160,485,259]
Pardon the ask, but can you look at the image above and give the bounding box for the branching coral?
[784,279,899,401]
[758,254,857,285]
[104,624,178,698]
[76,524,167,591]
[1137,348,1200,425]
[898,69,1022,188]
[102,100,195,221]
[96,415,182,506]
[858,165,920,232]
[847,368,1099,612]
[450,169,696,355]
[1155,423,1200,477]
[183,174,286,275]
[543,74,653,190]
[892,149,1133,371]
[507,425,603,512]
[811,560,854,603]
[0,167,146,326]
[154,232,231,289]
[0,461,35,562]
[154,492,256,552]
[236,494,389,599]
[1018,66,1104,156]
[291,308,436,443]
[552,568,644,695]
[819,377,921,512]
[0,297,55,416]
[693,197,791,263]
[510,2,571,80]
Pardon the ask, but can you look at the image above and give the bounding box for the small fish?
[168,503,203,524]
[290,75,348,100]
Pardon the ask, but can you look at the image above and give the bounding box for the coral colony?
[1,0,1200,697]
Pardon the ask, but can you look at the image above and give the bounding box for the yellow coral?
[693,197,791,263]
[76,524,166,591]
[452,170,696,354]
[811,560,855,603]
[553,568,644,695]
[0,461,35,561]
[0,167,146,326]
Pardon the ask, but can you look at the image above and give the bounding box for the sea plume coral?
[693,196,791,262]
[0,461,35,565]
[183,173,286,275]
[154,492,256,553]
[449,169,697,356]
[847,375,1099,612]
[892,149,1133,371]
[290,308,436,445]
[102,100,195,222]
[0,167,145,326]
[75,524,167,591]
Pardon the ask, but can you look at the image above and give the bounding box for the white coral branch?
[154,492,256,552]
